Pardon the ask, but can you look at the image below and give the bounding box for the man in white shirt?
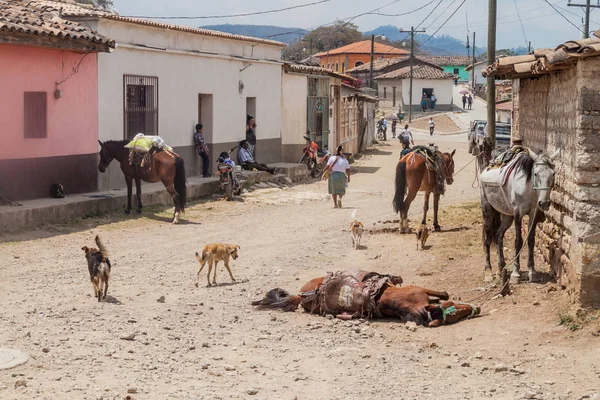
[429,118,435,136]
[238,140,276,174]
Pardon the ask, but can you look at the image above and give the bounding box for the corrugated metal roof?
[36,0,286,47]
[483,33,600,79]
[314,40,408,57]
[375,65,453,80]
[0,0,114,48]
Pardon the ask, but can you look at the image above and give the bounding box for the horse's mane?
[512,153,535,181]
[104,139,129,146]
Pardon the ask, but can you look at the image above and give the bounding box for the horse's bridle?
[532,157,555,191]
[443,156,455,179]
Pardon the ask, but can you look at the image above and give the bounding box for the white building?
[375,65,454,112]
[465,59,487,86]
[57,2,286,189]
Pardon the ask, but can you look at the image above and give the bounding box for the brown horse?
[252,275,480,327]
[393,148,456,233]
[97,140,187,224]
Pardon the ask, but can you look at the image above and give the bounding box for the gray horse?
[479,148,560,284]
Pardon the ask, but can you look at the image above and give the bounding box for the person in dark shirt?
[193,123,210,177]
[246,115,257,156]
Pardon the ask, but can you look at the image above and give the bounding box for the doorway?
[198,94,213,143]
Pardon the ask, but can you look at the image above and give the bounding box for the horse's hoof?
[510,272,521,284]
[136,208,142,214]
[195,283,199,288]
[529,272,537,283]
[124,209,131,215]
[434,225,441,232]
[484,274,494,283]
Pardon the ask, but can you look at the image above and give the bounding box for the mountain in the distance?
[364,25,486,56]
[200,24,308,44]
[201,24,527,56]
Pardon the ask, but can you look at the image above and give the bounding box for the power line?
[426,0,456,29]
[542,0,585,35]
[416,0,445,29]
[122,0,331,19]
[430,0,564,29]
[419,0,467,48]
[513,0,529,49]
[369,0,437,17]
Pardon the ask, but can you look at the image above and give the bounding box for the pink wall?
[0,44,98,160]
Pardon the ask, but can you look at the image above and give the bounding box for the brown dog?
[416,224,429,250]
[82,236,111,302]
[195,244,240,287]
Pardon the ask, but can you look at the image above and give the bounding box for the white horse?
[479,148,560,284]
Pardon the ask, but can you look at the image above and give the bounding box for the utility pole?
[487,0,497,149]
[399,26,425,122]
[369,34,375,88]
[568,0,600,38]
[528,41,531,53]
[471,32,476,92]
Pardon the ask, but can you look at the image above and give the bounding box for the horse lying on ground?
[252,271,480,327]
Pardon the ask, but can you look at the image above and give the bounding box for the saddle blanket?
[480,151,526,187]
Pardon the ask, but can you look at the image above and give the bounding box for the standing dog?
[195,244,240,287]
[82,236,111,302]
[350,209,364,250]
[416,224,429,250]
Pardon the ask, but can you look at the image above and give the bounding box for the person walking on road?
[462,94,467,109]
[467,94,473,110]
[391,119,397,139]
[322,145,351,209]
[429,118,435,136]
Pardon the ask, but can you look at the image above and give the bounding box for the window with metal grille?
[24,92,47,138]
[453,68,459,75]
[383,87,387,99]
[123,75,158,140]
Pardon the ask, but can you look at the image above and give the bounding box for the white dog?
[350,209,364,250]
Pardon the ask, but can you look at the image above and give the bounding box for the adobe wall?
[515,57,600,307]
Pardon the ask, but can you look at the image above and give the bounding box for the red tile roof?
[0,0,114,49]
[375,65,453,80]
[495,101,513,111]
[314,40,408,57]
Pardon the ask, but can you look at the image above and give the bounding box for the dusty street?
[0,133,598,400]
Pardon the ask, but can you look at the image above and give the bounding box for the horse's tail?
[251,288,303,312]
[393,161,407,213]
[174,157,187,212]
[484,209,502,247]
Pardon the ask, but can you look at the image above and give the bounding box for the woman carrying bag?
[322,145,351,209]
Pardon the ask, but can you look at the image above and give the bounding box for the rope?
[464,212,538,304]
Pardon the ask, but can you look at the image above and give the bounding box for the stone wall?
[514,57,600,307]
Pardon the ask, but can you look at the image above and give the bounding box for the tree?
[477,48,515,61]
[282,21,363,61]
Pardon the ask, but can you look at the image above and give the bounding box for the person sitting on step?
[238,140,276,174]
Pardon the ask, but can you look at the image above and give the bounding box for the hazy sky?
[113,0,600,49]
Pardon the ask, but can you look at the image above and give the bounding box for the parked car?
[468,120,511,153]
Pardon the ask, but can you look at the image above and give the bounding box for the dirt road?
[1,133,598,400]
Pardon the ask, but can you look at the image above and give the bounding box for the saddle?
[303,270,401,319]
[488,146,528,169]
[128,148,156,169]
[411,145,446,194]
